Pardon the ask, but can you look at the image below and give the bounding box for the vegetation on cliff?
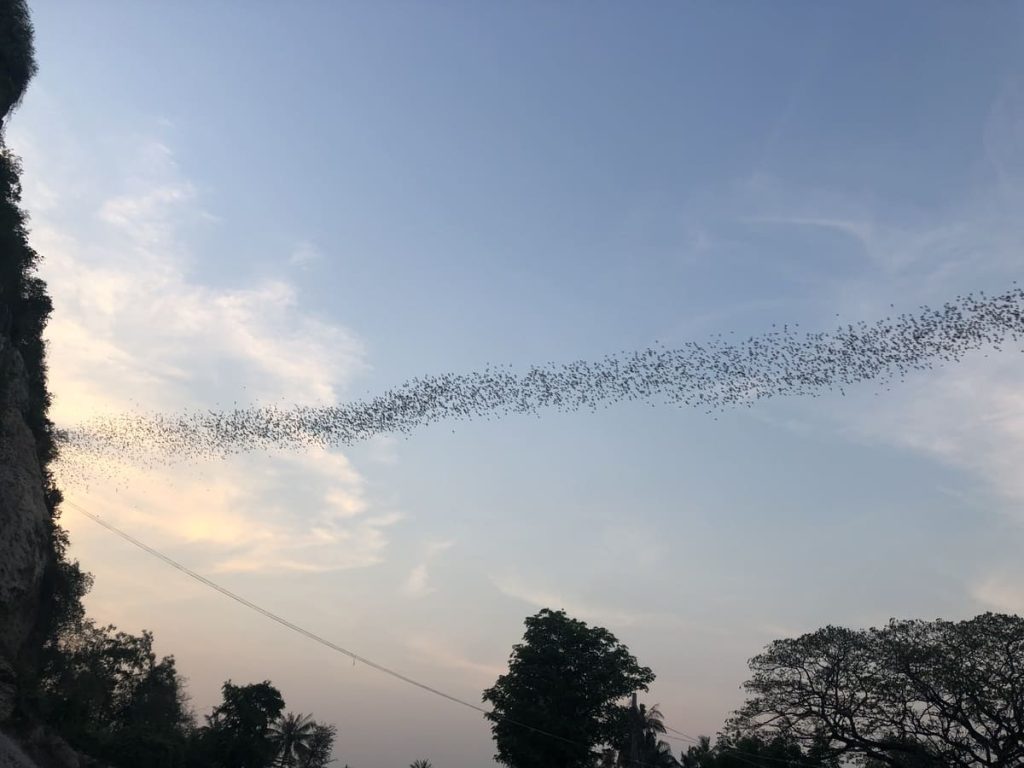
[0,5,340,766]
[0,0,90,721]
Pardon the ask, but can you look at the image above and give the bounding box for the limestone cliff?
[0,732,36,768]
[0,6,63,767]
[0,332,50,721]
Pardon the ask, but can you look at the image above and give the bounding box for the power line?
[66,501,490,714]
[69,499,831,768]
[69,499,829,768]
[65,499,681,768]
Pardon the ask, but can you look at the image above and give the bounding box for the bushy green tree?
[201,681,286,768]
[483,609,655,768]
[34,620,192,767]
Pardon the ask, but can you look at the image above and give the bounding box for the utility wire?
[68,499,818,768]
[65,499,695,768]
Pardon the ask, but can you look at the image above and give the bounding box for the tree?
[203,680,285,768]
[0,2,86,718]
[270,712,315,767]
[728,613,1024,767]
[483,609,655,768]
[0,0,35,122]
[680,732,825,768]
[409,761,433,768]
[608,696,677,767]
[35,620,192,768]
[679,736,711,767]
[302,723,337,768]
[632,710,677,768]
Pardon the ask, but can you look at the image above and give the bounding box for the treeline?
[483,609,1024,768]
[27,601,1023,768]
[24,616,337,768]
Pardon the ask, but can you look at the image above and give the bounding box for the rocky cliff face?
[0,332,50,722]
[0,732,37,768]
[0,6,78,767]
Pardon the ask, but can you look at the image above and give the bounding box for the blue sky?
[14,2,1024,766]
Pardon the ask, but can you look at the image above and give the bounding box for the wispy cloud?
[735,82,1024,524]
[405,633,505,681]
[744,214,874,251]
[14,132,366,417]
[846,355,1024,512]
[402,564,432,597]
[973,572,1024,614]
[289,240,322,268]
[402,539,455,597]
[738,160,1024,292]
[17,127,394,573]
[490,572,671,627]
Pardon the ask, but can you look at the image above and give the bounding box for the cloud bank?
[15,126,391,574]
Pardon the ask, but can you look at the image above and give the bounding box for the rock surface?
[0,335,50,720]
[0,732,37,768]
[19,728,80,768]
[0,726,90,768]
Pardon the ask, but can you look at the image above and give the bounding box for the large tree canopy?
[483,609,655,768]
[35,620,191,768]
[729,612,1024,767]
[202,680,286,768]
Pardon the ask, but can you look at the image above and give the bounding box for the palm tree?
[619,696,679,767]
[270,712,316,767]
[410,761,433,768]
[637,729,679,768]
[637,702,667,738]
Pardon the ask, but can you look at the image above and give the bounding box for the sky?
[11,2,1024,766]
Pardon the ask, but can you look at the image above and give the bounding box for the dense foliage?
[0,0,91,734]
[680,733,839,768]
[37,632,338,768]
[34,620,191,768]
[481,611,1024,768]
[0,0,34,121]
[28,609,340,768]
[483,609,655,768]
[601,698,677,768]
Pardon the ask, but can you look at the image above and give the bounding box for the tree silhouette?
[483,609,655,768]
[633,708,677,768]
[611,697,677,767]
[730,613,1024,766]
[0,0,35,123]
[203,680,285,768]
[270,712,316,767]
[302,723,337,768]
[680,733,823,768]
[33,620,192,767]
